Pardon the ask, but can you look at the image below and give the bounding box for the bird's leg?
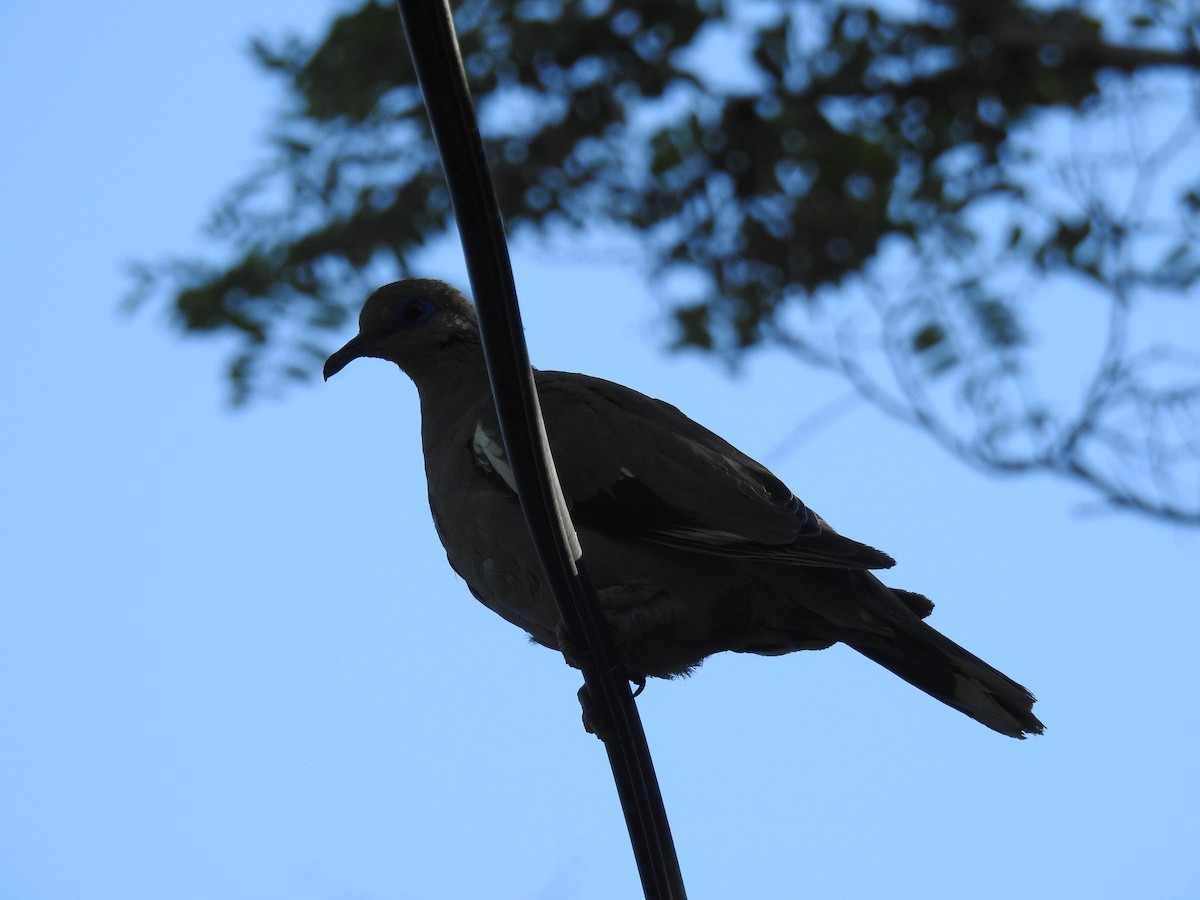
[558,623,647,739]
[555,621,646,693]
[554,620,591,670]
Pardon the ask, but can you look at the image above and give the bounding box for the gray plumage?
[324,279,1044,738]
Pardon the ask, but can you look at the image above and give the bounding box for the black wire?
[392,2,687,898]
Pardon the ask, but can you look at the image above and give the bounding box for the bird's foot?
[577,684,608,741]
[556,621,647,695]
[576,683,645,743]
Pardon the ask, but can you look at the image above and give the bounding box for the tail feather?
[845,619,1043,738]
[842,575,1044,738]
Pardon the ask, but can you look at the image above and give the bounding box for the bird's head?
[323,279,480,381]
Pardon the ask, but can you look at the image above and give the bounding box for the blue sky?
[2,2,1198,898]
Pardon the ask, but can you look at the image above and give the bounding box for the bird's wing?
[470,371,893,570]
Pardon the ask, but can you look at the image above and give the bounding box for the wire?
[392,2,688,897]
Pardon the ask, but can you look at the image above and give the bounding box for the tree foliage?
[130,0,1200,523]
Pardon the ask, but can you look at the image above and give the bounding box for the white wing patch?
[472,418,584,563]
[472,421,518,493]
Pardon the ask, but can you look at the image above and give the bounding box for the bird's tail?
[842,579,1044,738]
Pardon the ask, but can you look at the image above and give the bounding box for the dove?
[324,279,1043,737]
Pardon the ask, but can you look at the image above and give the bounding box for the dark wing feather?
[472,370,895,571]
[571,472,894,568]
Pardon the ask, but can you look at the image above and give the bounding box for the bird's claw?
[557,621,648,697]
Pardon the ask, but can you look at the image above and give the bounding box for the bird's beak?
[323,333,372,381]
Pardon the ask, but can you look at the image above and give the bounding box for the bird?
[324,278,1044,738]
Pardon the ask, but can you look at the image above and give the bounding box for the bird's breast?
[423,424,559,644]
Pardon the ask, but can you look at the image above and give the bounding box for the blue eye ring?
[390,296,436,330]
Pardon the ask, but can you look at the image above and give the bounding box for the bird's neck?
[409,348,494,451]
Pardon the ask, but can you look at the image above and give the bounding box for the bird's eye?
[390,296,435,330]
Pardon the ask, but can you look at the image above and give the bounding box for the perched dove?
[324,279,1043,738]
